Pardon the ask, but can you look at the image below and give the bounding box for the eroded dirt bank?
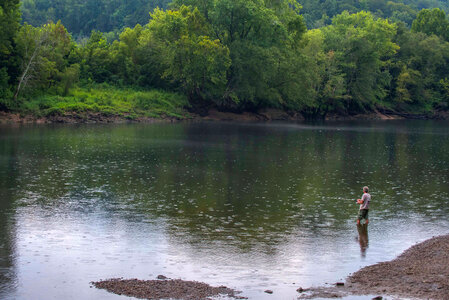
[1,109,448,124]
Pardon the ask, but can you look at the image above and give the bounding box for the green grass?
[18,85,190,119]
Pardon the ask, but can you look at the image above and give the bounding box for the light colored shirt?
[360,193,371,210]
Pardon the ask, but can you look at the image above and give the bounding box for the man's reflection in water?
[356,224,369,257]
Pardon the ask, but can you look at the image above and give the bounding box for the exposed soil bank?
[198,108,448,121]
[91,277,245,300]
[1,108,448,124]
[300,234,449,299]
[0,111,173,124]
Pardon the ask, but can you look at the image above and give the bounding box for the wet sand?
[300,234,449,299]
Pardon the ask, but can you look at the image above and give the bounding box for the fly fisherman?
[357,186,371,225]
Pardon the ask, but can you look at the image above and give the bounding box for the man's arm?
[357,195,366,204]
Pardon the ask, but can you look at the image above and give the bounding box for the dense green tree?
[296,29,346,116]
[440,78,449,109]
[20,0,172,37]
[1,0,448,117]
[110,25,145,86]
[319,11,398,113]
[385,2,417,25]
[121,25,170,88]
[298,0,449,28]
[0,0,21,104]
[411,8,449,41]
[388,23,449,110]
[19,0,449,35]
[80,31,116,83]
[14,21,76,100]
[146,6,231,106]
[171,0,306,109]
[78,24,168,89]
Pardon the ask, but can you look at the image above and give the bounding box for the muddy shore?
[300,234,449,299]
[1,108,448,124]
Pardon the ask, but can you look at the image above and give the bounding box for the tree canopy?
[0,0,21,102]
[411,8,449,41]
[1,0,448,117]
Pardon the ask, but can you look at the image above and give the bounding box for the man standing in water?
[357,186,371,225]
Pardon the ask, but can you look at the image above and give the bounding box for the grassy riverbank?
[1,85,448,123]
[6,85,190,121]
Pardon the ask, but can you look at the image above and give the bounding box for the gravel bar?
[300,234,449,299]
[91,277,245,300]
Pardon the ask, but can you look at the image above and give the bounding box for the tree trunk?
[13,48,38,101]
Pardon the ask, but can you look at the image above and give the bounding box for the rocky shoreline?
[1,109,448,124]
[91,235,449,300]
[91,277,246,300]
[300,234,449,299]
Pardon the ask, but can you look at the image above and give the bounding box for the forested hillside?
[21,0,172,37]
[1,0,449,120]
[301,0,449,28]
[20,0,449,36]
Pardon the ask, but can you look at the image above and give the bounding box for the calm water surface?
[0,121,448,299]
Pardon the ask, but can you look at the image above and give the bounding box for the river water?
[0,121,448,299]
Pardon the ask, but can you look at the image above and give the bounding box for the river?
[0,120,448,299]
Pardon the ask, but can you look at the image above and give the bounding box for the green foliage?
[14,21,77,100]
[0,0,20,57]
[171,0,307,109]
[0,0,21,103]
[297,29,347,116]
[19,0,449,34]
[19,85,189,118]
[395,66,421,103]
[299,0,449,28]
[439,78,449,109]
[388,24,449,110]
[1,0,448,118]
[20,0,172,37]
[316,11,398,113]
[147,6,231,104]
[80,31,115,83]
[411,8,449,41]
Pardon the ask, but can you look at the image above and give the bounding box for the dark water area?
[0,121,448,299]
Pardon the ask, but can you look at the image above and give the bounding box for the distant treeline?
[20,0,172,38]
[301,0,449,28]
[19,0,449,36]
[1,0,449,118]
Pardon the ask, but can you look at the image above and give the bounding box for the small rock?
[296,287,308,293]
[157,275,167,280]
[372,297,382,300]
[336,282,345,286]
[264,289,273,294]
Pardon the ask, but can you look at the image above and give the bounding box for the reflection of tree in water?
[1,122,448,256]
[0,138,19,297]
